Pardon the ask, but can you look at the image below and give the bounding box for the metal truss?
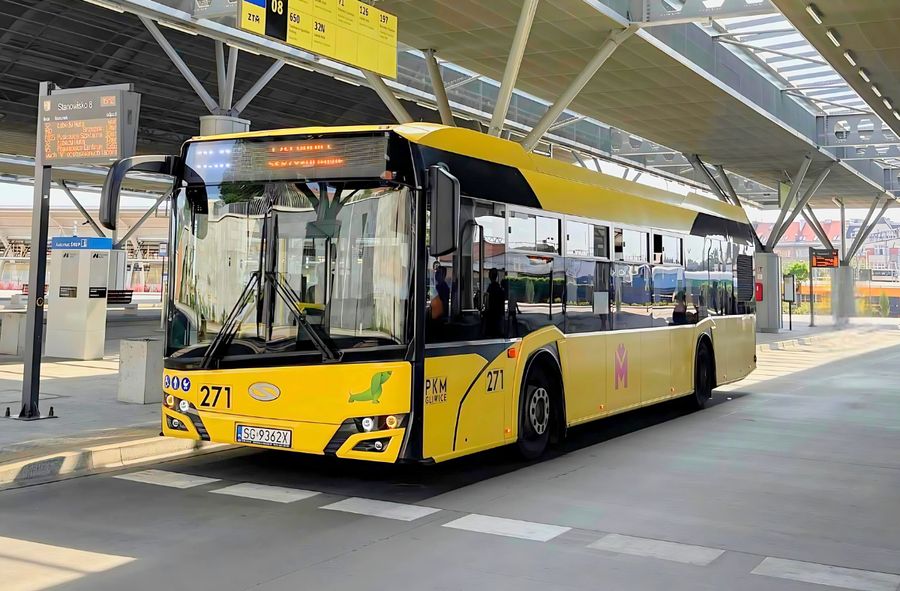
[629,0,775,26]
[818,114,900,148]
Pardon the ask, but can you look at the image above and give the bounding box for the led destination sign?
[185,135,389,184]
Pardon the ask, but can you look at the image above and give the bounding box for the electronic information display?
[810,248,839,268]
[240,0,398,78]
[41,90,140,165]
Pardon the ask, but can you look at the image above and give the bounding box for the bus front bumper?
[162,406,407,463]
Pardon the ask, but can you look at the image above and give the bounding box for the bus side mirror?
[101,155,180,230]
[428,165,460,257]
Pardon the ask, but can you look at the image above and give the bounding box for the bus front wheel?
[517,367,553,460]
[688,340,714,410]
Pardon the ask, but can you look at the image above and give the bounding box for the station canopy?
[1,0,898,209]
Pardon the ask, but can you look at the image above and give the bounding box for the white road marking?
[588,533,724,566]
[751,557,900,591]
[0,535,134,591]
[209,483,320,503]
[114,469,219,489]
[442,514,570,542]
[321,497,440,521]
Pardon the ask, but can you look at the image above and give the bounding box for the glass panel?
[536,216,560,253]
[507,253,563,336]
[566,221,592,257]
[509,212,536,250]
[565,259,612,333]
[663,235,681,265]
[621,229,648,262]
[610,262,654,329]
[593,225,609,258]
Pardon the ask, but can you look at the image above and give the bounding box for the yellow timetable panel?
[240,0,397,78]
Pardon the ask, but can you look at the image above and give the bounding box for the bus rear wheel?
[517,368,553,460]
[688,340,714,410]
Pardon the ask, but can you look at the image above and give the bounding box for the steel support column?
[215,41,227,105]
[686,154,729,204]
[836,198,846,261]
[713,164,741,207]
[19,81,52,420]
[772,164,834,247]
[424,50,455,127]
[844,196,882,263]
[801,205,834,251]
[362,71,413,124]
[114,191,172,250]
[58,181,105,238]
[233,59,285,114]
[847,198,892,261]
[522,25,637,151]
[223,45,238,112]
[489,0,539,137]
[767,156,812,251]
[140,16,218,113]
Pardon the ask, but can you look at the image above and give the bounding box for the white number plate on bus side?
[235,425,292,448]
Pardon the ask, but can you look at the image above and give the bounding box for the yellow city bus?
[100,123,756,463]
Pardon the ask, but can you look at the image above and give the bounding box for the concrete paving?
[1,328,899,591]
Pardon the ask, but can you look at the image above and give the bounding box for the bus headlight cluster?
[353,414,407,433]
[178,399,191,413]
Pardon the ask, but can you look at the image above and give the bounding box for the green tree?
[879,291,890,317]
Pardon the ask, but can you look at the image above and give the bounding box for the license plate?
[235,425,292,448]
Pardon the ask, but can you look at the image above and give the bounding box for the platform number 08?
[270,0,283,15]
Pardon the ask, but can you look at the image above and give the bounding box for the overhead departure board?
[41,89,140,165]
[239,0,398,79]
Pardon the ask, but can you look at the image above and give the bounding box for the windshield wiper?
[267,271,343,362]
[200,271,260,369]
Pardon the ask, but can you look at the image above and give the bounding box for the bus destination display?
[42,91,135,165]
[240,0,397,78]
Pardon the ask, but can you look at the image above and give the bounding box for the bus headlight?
[385,415,399,429]
[165,394,175,409]
[178,399,191,413]
[361,417,375,432]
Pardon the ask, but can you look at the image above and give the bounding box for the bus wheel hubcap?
[529,387,549,436]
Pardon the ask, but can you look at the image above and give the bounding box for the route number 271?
[200,385,232,409]
[486,369,504,392]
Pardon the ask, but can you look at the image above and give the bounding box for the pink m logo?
[615,343,628,389]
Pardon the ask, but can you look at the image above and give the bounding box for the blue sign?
[181,377,191,392]
[51,237,113,250]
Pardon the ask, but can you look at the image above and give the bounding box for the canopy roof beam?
[523,25,637,152]
[767,155,812,251]
[424,50,455,127]
[771,163,834,247]
[362,71,413,124]
[489,0,539,137]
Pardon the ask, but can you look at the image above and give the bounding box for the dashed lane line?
[209,482,320,503]
[587,533,724,566]
[113,469,220,489]
[442,513,571,542]
[320,497,441,522]
[751,557,900,591]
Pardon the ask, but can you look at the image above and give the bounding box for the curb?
[755,325,886,353]
[0,436,231,488]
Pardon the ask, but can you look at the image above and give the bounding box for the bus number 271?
[486,369,504,392]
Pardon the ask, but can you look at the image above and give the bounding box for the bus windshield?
[168,180,414,361]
